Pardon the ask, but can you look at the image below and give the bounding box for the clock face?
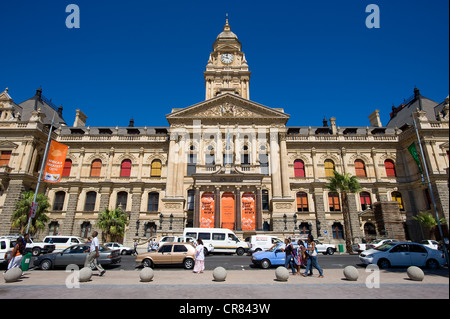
[221,53,234,64]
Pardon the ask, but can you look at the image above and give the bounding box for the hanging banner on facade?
[200,192,215,228]
[43,140,69,183]
[407,142,425,184]
[221,193,235,230]
[241,192,256,231]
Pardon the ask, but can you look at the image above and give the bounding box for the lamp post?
[169,214,174,231]
[159,214,164,230]
[293,213,298,231]
[135,219,140,237]
[283,214,287,231]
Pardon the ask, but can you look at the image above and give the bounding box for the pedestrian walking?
[296,239,307,273]
[282,238,297,275]
[132,240,139,256]
[7,233,29,270]
[193,238,205,274]
[84,231,105,276]
[302,234,323,278]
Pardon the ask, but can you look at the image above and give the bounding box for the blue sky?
[0,0,448,128]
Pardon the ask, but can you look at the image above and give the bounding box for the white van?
[43,236,86,252]
[247,235,283,254]
[183,228,249,256]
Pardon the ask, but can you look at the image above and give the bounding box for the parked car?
[251,243,286,269]
[359,242,446,269]
[26,237,56,256]
[104,242,133,255]
[291,237,336,255]
[419,240,440,250]
[34,244,121,270]
[136,243,196,270]
[247,235,283,254]
[366,239,399,250]
[0,237,16,266]
[43,236,86,252]
[352,243,367,253]
[158,236,197,247]
[183,228,246,256]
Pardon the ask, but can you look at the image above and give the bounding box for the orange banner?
[43,141,69,183]
[200,192,215,228]
[241,192,255,231]
[221,193,235,230]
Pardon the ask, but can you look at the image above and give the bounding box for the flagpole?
[26,113,55,234]
[412,115,449,266]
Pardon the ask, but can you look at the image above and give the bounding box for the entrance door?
[221,192,235,230]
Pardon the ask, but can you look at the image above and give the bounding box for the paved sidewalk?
[1,268,448,299]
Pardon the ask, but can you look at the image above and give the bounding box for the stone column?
[235,187,241,231]
[214,187,221,228]
[0,180,25,234]
[98,186,112,212]
[76,148,85,180]
[106,147,114,180]
[255,188,262,231]
[62,186,80,235]
[371,148,380,181]
[137,147,144,180]
[269,129,282,198]
[279,133,291,198]
[175,133,186,196]
[166,133,177,197]
[194,187,200,228]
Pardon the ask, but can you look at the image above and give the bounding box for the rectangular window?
[212,233,226,241]
[0,151,12,166]
[328,193,341,211]
[198,232,211,240]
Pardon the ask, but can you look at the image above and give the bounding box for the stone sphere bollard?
[343,266,359,281]
[407,266,424,281]
[3,268,23,283]
[275,266,289,282]
[78,267,92,282]
[213,267,227,282]
[140,267,154,282]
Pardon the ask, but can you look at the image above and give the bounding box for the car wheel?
[32,247,41,257]
[40,259,52,270]
[121,250,127,255]
[204,248,209,256]
[326,248,335,255]
[426,259,439,270]
[261,259,271,269]
[142,259,153,268]
[377,258,390,269]
[236,248,245,256]
[183,258,194,270]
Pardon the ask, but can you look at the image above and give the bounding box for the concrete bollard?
[275,266,289,282]
[78,267,92,282]
[343,266,359,281]
[3,268,23,283]
[407,266,424,281]
[140,267,154,282]
[213,267,227,282]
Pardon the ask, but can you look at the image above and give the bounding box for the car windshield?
[370,239,383,244]
[375,243,396,251]
[267,244,281,252]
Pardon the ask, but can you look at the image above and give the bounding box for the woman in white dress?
[193,238,205,274]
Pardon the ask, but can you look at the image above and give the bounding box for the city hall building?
[1,20,449,248]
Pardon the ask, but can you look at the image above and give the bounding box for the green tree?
[413,212,446,240]
[325,171,362,254]
[96,207,129,242]
[11,191,50,235]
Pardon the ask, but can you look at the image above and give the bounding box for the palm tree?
[96,207,129,242]
[413,212,446,240]
[325,170,362,254]
[11,191,50,235]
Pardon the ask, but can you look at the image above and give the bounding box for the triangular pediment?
[166,94,290,125]
[0,140,18,149]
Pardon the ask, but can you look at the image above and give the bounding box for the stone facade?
[0,20,449,250]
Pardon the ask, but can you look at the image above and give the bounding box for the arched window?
[116,191,128,209]
[299,222,311,236]
[84,191,97,211]
[53,191,65,211]
[324,159,335,178]
[384,159,397,177]
[90,159,102,177]
[296,192,309,212]
[148,192,159,212]
[80,222,92,238]
[120,159,132,177]
[391,191,404,211]
[205,145,215,165]
[62,159,72,177]
[360,191,372,211]
[294,159,306,177]
[150,160,162,177]
[328,192,340,211]
[332,222,344,239]
[354,159,367,177]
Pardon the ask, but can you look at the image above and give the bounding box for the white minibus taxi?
[183,228,249,256]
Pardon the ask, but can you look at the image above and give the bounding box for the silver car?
[34,244,121,270]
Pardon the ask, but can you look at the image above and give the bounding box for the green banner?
[408,142,425,184]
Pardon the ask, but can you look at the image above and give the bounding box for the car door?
[273,245,285,265]
[172,244,189,264]
[55,245,85,267]
[408,244,428,267]
[156,244,173,264]
[388,244,410,266]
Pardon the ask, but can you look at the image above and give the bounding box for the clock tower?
[204,18,251,100]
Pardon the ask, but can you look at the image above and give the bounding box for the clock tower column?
[204,18,251,100]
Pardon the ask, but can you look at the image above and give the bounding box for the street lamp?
[169,214,174,231]
[283,214,287,231]
[135,219,140,237]
[159,214,164,230]
[293,213,298,230]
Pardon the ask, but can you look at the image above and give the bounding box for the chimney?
[57,105,63,117]
[322,117,328,127]
[369,109,382,127]
[73,109,87,127]
[329,117,337,134]
[129,118,134,127]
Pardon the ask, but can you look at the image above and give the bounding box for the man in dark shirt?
[282,238,297,275]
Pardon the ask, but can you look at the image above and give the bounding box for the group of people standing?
[283,234,324,278]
